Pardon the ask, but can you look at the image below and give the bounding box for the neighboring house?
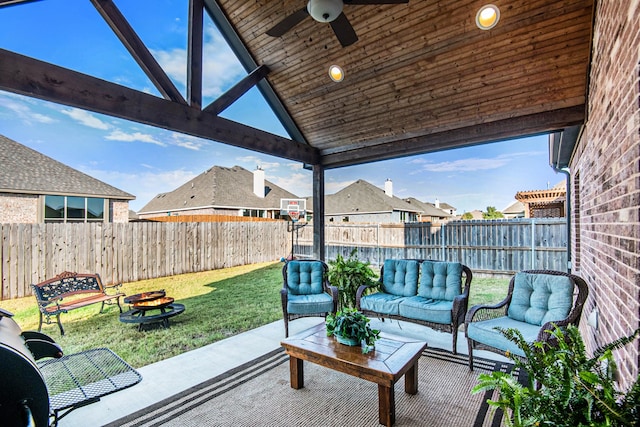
[0,134,134,223]
[309,179,421,223]
[515,181,566,218]
[502,201,526,219]
[403,197,453,224]
[137,165,299,220]
[435,200,457,216]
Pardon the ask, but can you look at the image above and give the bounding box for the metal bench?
[0,310,142,427]
[31,272,124,335]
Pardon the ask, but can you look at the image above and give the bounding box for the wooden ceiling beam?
[0,49,319,165]
[90,0,187,105]
[204,64,271,115]
[321,106,586,169]
[187,0,204,109]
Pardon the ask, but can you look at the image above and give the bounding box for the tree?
[483,206,504,219]
[461,212,474,220]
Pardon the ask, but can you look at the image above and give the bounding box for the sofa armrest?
[355,284,378,309]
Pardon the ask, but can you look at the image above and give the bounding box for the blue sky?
[0,0,561,213]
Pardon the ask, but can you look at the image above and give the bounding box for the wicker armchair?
[465,269,589,370]
[281,260,338,337]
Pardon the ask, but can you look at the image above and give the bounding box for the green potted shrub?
[327,248,378,310]
[326,307,380,354]
[472,325,640,427]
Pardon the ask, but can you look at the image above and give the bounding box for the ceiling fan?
[266,0,409,48]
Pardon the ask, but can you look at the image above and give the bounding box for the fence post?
[531,218,536,269]
[441,223,446,261]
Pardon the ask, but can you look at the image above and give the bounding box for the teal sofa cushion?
[360,293,406,315]
[399,296,453,324]
[507,272,575,326]
[287,261,325,295]
[287,293,334,315]
[466,316,541,358]
[381,259,419,296]
[418,261,463,301]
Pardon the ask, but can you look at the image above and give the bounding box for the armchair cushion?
[287,293,335,315]
[418,261,463,301]
[466,316,540,358]
[507,272,574,326]
[286,261,325,295]
[399,297,453,324]
[381,259,419,296]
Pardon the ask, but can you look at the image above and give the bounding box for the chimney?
[253,167,265,198]
[435,199,440,208]
[384,179,393,197]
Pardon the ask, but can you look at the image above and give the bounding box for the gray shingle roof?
[138,165,299,213]
[321,180,421,214]
[0,134,134,199]
[403,197,452,217]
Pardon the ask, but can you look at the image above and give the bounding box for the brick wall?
[0,193,39,223]
[111,200,130,223]
[572,0,640,390]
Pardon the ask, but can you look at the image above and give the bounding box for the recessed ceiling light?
[329,64,344,82]
[476,4,500,30]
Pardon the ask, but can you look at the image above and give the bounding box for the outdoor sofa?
[356,259,472,354]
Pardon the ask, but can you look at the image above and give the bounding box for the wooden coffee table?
[281,323,427,427]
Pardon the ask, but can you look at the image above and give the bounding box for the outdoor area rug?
[105,347,526,427]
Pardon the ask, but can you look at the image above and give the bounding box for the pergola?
[0,0,594,259]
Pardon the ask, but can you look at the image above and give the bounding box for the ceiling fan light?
[307,0,343,23]
[476,4,500,30]
[329,64,344,82]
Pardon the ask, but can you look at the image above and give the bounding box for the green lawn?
[0,262,509,368]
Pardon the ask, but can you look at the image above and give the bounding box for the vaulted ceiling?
[0,0,594,170]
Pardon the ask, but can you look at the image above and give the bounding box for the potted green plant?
[327,248,378,310]
[472,325,640,427]
[326,307,381,354]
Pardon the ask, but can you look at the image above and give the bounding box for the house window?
[44,196,106,223]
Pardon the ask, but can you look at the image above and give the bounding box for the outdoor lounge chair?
[465,269,589,370]
[281,260,338,337]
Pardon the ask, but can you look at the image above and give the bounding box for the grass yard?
[0,261,509,368]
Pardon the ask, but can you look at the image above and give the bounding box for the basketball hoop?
[289,211,300,222]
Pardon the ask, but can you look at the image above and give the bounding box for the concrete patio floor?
[59,317,508,426]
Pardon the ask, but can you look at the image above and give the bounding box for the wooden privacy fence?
[293,218,568,275]
[1,221,290,300]
[2,218,567,301]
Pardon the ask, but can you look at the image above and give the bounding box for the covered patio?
[0,0,638,416]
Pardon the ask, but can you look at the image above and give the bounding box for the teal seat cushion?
[507,272,575,326]
[467,316,542,358]
[287,261,325,295]
[381,259,419,296]
[398,296,453,324]
[287,293,334,315]
[418,261,463,301]
[360,293,407,315]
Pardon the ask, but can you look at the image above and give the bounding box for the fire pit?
[119,291,184,331]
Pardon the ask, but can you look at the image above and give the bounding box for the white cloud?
[60,108,110,130]
[169,132,209,151]
[151,23,244,98]
[0,94,56,124]
[105,130,166,146]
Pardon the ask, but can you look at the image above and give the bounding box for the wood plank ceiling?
[0,0,594,170]
[214,0,593,168]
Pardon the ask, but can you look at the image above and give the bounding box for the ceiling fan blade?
[330,12,358,47]
[344,0,409,4]
[266,7,309,37]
